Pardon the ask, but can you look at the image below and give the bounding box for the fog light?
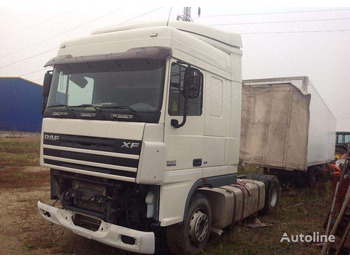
[121,235,136,245]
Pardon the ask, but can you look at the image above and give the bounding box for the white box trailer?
[240,76,336,171]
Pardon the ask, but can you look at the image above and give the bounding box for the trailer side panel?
[307,82,336,166]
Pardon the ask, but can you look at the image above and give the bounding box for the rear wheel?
[265,177,279,213]
[246,173,280,214]
[166,193,212,254]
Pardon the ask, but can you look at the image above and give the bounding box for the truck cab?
[38,21,274,254]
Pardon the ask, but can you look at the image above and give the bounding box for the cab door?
[164,62,204,172]
[203,73,228,170]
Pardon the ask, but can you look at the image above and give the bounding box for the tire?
[246,173,280,214]
[166,193,212,254]
[307,165,326,185]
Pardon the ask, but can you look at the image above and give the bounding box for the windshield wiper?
[70,104,102,112]
[99,105,140,121]
[70,104,105,119]
[47,104,75,116]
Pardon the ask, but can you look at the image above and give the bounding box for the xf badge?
[121,142,140,148]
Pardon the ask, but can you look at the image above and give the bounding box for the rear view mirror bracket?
[42,70,53,116]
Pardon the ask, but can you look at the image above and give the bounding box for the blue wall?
[0,78,43,132]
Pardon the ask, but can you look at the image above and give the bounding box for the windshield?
[46,59,165,122]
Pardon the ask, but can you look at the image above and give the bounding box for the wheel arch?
[183,173,237,221]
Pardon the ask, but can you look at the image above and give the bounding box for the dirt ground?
[0,166,128,255]
[0,137,334,255]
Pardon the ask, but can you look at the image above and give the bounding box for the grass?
[238,164,263,176]
[0,137,46,189]
[0,137,335,254]
[13,173,28,178]
[0,167,49,189]
[0,137,40,166]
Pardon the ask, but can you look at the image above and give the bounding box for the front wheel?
[166,193,212,254]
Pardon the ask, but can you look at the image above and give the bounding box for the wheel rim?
[189,209,209,243]
[270,185,278,207]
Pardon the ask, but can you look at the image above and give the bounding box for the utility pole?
[177,7,192,22]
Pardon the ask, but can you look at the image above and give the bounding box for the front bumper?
[37,201,155,254]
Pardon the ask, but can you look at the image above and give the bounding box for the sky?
[0,2,350,130]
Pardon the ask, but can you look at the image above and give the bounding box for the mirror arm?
[42,97,48,116]
[171,96,188,128]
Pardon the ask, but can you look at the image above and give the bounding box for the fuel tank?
[199,179,265,229]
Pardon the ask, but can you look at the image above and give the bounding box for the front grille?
[43,132,141,179]
[43,148,138,168]
[43,132,141,154]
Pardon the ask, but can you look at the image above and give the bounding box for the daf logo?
[44,134,60,141]
[121,142,140,148]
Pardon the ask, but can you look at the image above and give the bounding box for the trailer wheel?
[246,173,280,214]
[166,193,212,254]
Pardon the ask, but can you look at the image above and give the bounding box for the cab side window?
[168,63,203,116]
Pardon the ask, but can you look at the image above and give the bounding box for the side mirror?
[42,71,53,116]
[183,67,201,98]
[171,65,202,129]
[43,71,53,97]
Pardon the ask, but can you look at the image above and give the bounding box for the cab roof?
[92,21,242,51]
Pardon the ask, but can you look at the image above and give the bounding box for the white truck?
[37,21,280,254]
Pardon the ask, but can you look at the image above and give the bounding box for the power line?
[240,29,350,35]
[210,17,350,26]
[0,8,164,70]
[120,7,163,24]
[0,7,124,60]
[0,9,74,40]
[0,47,58,69]
[201,8,350,18]
[19,68,47,77]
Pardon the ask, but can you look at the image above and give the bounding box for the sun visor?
[44,47,172,67]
